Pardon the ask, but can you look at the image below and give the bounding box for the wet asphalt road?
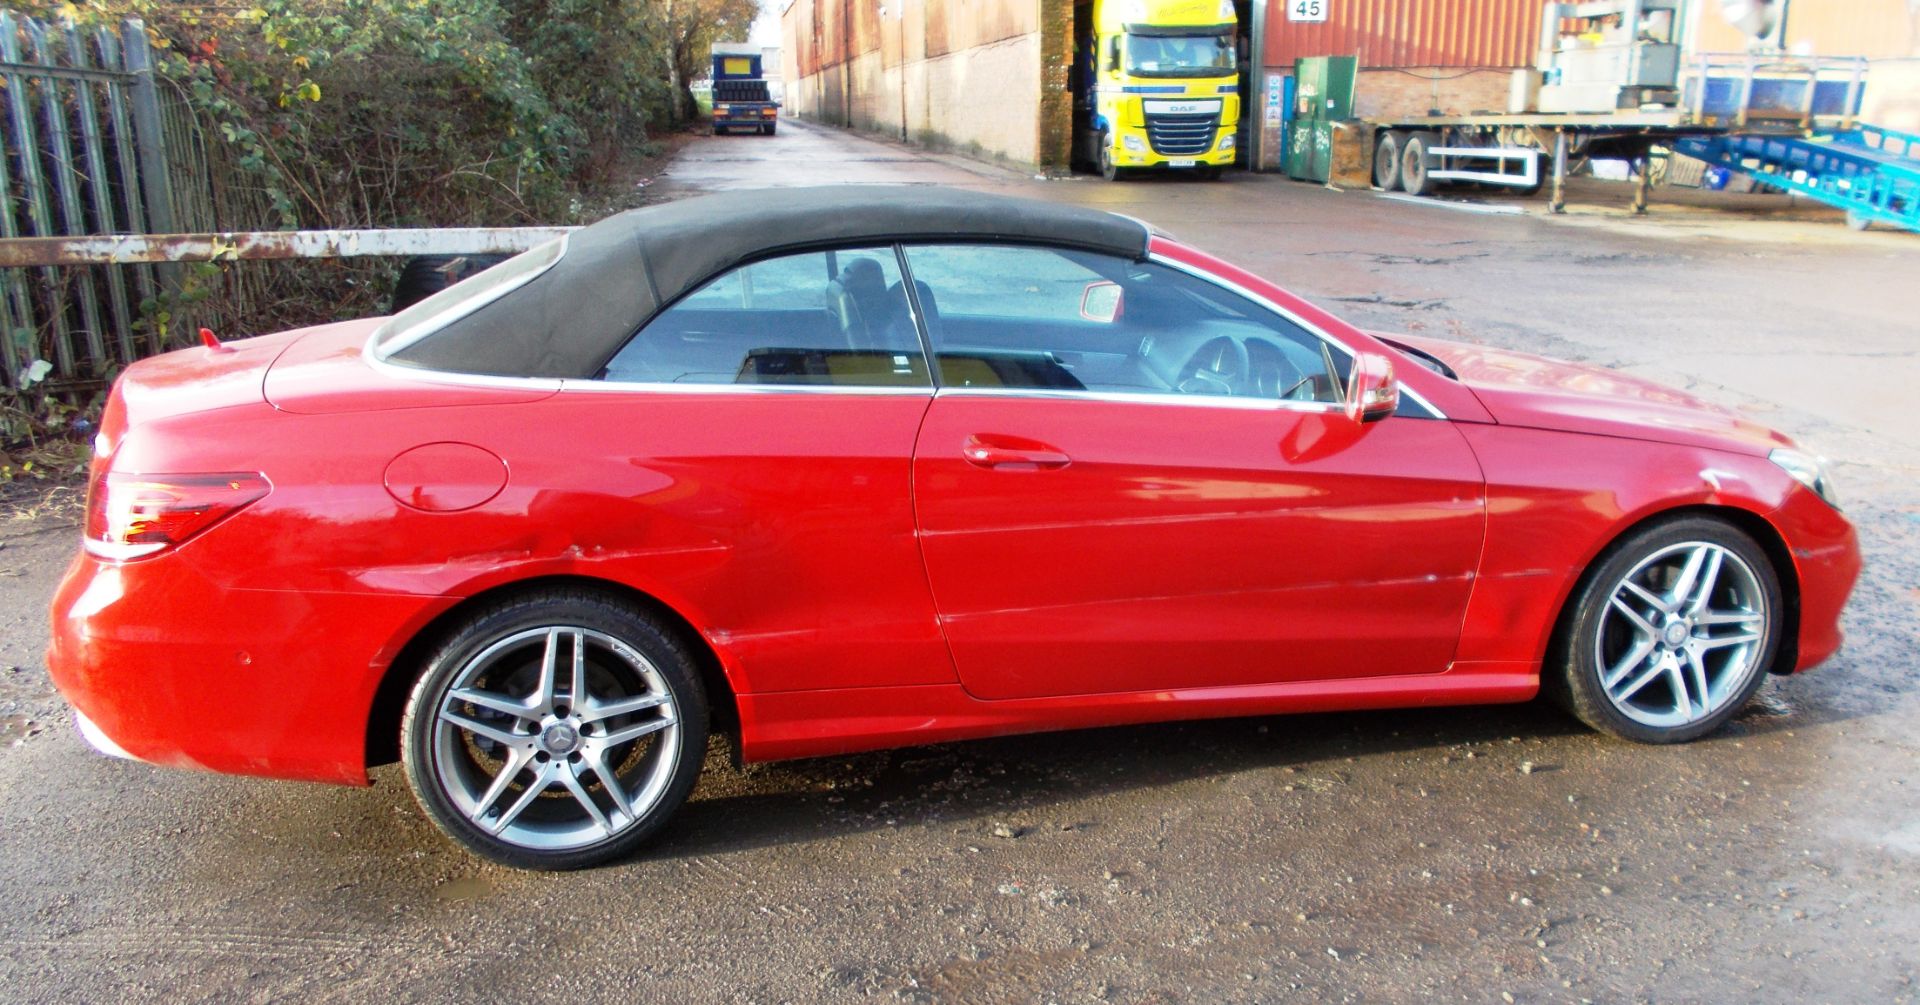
[1,117,1917,1003]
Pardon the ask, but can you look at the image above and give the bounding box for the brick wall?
[1351,67,1515,120]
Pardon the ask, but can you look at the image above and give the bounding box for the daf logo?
[1143,98,1223,116]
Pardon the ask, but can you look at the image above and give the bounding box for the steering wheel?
[1176,336,1251,397]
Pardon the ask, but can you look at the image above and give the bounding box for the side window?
[902,244,1343,403]
[600,247,928,387]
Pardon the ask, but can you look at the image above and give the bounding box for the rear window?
[371,237,568,359]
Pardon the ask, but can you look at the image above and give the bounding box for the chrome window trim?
[364,332,932,396]
[362,342,565,392]
[934,385,1340,413]
[368,235,570,360]
[1146,252,1449,421]
[559,379,933,397]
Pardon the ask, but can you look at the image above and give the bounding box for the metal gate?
[0,13,178,397]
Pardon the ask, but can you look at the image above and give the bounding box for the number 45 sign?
[1288,0,1327,21]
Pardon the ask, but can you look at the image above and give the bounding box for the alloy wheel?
[1594,541,1770,729]
[430,626,681,852]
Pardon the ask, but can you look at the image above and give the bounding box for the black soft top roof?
[384,185,1154,379]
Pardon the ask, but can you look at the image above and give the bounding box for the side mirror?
[1346,352,1398,424]
[1079,280,1124,323]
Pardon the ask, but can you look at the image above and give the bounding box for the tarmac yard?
[1,118,1916,1003]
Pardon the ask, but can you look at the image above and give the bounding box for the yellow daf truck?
[1074,0,1240,181]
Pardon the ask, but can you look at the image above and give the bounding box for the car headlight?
[1769,448,1840,508]
[1122,134,1146,153]
[1219,133,1236,151]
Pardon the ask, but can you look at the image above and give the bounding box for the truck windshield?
[1124,33,1235,78]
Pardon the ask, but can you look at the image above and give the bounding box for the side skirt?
[736,663,1539,762]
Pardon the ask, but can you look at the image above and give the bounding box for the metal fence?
[0,13,184,396]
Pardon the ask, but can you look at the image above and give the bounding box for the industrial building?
[778,0,1920,172]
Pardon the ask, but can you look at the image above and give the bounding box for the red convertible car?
[48,187,1858,869]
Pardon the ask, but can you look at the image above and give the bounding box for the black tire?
[1196,164,1223,181]
[765,122,777,136]
[1098,130,1124,182]
[401,589,710,870]
[1373,130,1404,191]
[1401,131,1440,196]
[1546,516,1783,745]
[388,254,511,314]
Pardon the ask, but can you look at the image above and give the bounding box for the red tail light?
[85,471,271,560]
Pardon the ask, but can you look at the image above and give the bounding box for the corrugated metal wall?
[1264,0,1544,69]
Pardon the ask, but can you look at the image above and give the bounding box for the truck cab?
[1075,0,1241,180]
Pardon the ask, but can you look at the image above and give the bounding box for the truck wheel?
[1401,132,1441,196]
[1196,164,1223,181]
[1099,131,1125,182]
[765,122,777,136]
[389,254,511,314]
[1374,131,1404,191]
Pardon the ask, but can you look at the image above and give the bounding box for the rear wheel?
[1401,131,1441,196]
[1373,130,1404,190]
[766,122,777,136]
[401,589,709,869]
[1549,516,1781,744]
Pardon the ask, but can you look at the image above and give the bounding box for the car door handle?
[962,435,1072,470]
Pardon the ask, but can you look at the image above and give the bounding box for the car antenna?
[199,327,233,354]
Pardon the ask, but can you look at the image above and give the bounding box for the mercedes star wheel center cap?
[542,723,581,755]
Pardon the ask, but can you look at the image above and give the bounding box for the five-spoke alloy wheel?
[1552,516,1782,744]
[402,590,708,869]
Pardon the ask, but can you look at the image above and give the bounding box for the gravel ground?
[0,119,1915,1003]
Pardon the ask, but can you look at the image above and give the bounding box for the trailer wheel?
[1401,132,1441,196]
[1373,131,1404,191]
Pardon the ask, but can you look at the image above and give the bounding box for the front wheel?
[1098,131,1124,182]
[401,589,709,869]
[1373,130,1404,190]
[1549,516,1782,744]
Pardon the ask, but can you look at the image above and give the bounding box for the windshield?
[1124,33,1235,79]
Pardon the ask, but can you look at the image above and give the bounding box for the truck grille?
[1145,113,1217,156]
